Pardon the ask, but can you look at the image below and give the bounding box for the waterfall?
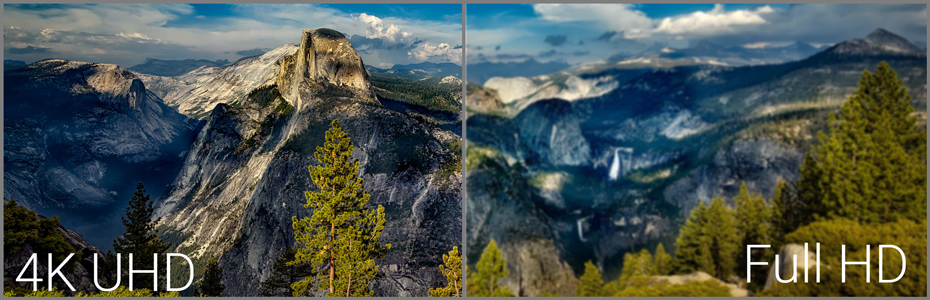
[609,148,621,180]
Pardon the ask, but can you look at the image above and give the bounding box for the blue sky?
[4,4,462,67]
[467,4,927,65]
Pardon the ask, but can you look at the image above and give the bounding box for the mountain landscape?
[4,28,462,296]
[465,28,927,296]
[128,58,232,77]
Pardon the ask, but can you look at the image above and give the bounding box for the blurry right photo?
[464,3,927,297]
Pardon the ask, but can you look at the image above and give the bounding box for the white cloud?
[356,13,413,44]
[4,4,461,67]
[409,42,461,63]
[654,4,774,37]
[532,4,653,39]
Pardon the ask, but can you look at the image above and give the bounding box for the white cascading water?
[609,148,621,180]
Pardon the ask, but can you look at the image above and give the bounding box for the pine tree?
[576,261,605,296]
[733,182,774,290]
[260,248,313,297]
[673,202,713,275]
[290,119,390,297]
[654,243,672,276]
[705,196,739,280]
[112,182,171,291]
[430,246,463,297]
[674,197,739,280]
[198,254,225,297]
[466,239,513,297]
[796,62,926,225]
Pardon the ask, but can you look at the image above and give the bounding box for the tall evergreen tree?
[260,247,313,297]
[674,197,739,280]
[576,261,605,297]
[290,119,390,297]
[430,246,463,297]
[619,249,657,286]
[733,182,774,290]
[112,182,171,291]
[771,180,789,247]
[467,240,513,297]
[653,243,672,276]
[198,254,225,297]
[796,62,926,225]
[705,196,740,280]
[673,202,713,275]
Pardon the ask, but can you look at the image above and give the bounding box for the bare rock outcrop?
[277,28,375,109]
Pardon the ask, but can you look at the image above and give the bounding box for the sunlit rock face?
[277,28,376,109]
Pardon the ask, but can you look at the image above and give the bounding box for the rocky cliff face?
[153,28,460,297]
[136,44,298,119]
[3,59,199,246]
[277,28,375,109]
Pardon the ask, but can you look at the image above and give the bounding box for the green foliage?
[733,182,775,291]
[614,276,732,297]
[436,139,463,190]
[619,249,657,285]
[260,247,313,297]
[4,286,180,297]
[771,179,803,248]
[290,119,390,297]
[654,243,673,276]
[673,197,740,280]
[430,246,463,297]
[197,254,225,297]
[674,202,713,275]
[112,182,172,292]
[576,261,605,297]
[795,61,926,225]
[467,240,514,297]
[759,219,927,297]
[3,200,76,264]
[370,75,461,114]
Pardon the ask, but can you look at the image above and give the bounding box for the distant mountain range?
[608,40,825,66]
[466,59,571,85]
[469,28,926,86]
[4,59,26,71]
[128,58,231,77]
[384,61,462,78]
[477,28,927,114]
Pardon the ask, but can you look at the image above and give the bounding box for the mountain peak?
[824,28,923,56]
[863,28,921,53]
[12,59,148,109]
[276,28,374,109]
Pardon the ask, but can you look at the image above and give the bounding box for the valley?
[465,28,927,295]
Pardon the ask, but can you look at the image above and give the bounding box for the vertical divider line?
[460,2,468,297]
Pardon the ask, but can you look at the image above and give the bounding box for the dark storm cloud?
[536,50,591,59]
[234,48,269,56]
[596,31,618,42]
[8,46,51,54]
[538,49,558,58]
[544,34,568,47]
[495,45,501,51]
[349,34,414,53]
[3,27,203,67]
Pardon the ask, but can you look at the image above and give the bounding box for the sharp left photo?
[3,3,463,297]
